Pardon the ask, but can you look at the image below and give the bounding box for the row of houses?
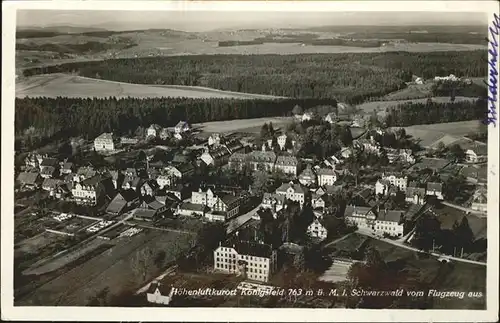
[229,151,300,175]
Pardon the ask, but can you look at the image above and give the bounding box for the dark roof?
[17,172,40,184]
[316,168,336,176]
[275,156,298,166]
[61,162,74,170]
[42,178,62,189]
[134,208,157,219]
[81,175,103,187]
[106,194,128,214]
[221,194,240,205]
[147,199,165,210]
[179,202,207,212]
[41,166,56,175]
[40,158,58,167]
[120,189,138,201]
[222,241,273,258]
[377,210,404,223]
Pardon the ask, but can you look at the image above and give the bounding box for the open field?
[15,232,66,257]
[394,120,486,147]
[194,117,293,134]
[16,74,284,99]
[382,83,435,100]
[16,229,195,306]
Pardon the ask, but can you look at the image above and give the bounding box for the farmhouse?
[213,241,278,283]
[274,156,298,176]
[147,124,162,138]
[94,132,115,152]
[146,282,174,305]
[465,145,487,163]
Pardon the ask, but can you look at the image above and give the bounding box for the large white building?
[146,282,173,305]
[213,241,278,283]
[147,124,162,138]
[71,175,104,205]
[344,205,377,229]
[373,210,405,237]
[274,156,298,176]
[191,187,218,208]
[381,173,408,191]
[316,168,337,186]
[94,133,115,152]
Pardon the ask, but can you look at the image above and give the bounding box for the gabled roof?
[179,202,208,212]
[134,208,157,219]
[221,240,273,258]
[377,210,404,223]
[95,132,114,141]
[81,175,103,187]
[42,178,62,189]
[175,121,190,128]
[106,193,129,214]
[316,168,336,176]
[40,157,58,167]
[17,172,40,184]
[61,162,74,170]
[147,282,172,295]
[299,166,316,178]
[344,205,376,217]
[262,192,286,203]
[276,182,307,194]
[221,194,240,206]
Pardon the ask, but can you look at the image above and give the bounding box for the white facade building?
[94,133,115,152]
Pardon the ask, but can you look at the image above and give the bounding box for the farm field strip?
[16,74,284,100]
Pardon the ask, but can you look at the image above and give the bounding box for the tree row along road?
[356,230,486,266]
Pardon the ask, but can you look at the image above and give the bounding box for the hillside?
[16,74,285,100]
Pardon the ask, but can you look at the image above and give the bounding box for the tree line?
[15,97,337,140]
[21,51,487,104]
[384,99,487,127]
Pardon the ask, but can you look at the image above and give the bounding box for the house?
[373,209,405,237]
[324,112,338,124]
[248,151,276,172]
[298,165,317,186]
[106,190,140,216]
[399,149,416,164]
[276,181,307,205]
[224,139,244,154]
[147,124,162,138]
[156,174,176,189]
[165,184,189,200]
[40,166,56,179]
[274,156,298,176]
[191,187,218,207]
[159,128,171,140]
[405,182,426,205]
[316,168,337,186]
[24,154,39,169]
[200,147,231,167]
[301,112,314,122]
[344,205,377,229]
[59,161,74,176]
[121,137,139,145]
[54,183,71,199]
[213,241,278,283]
[354,138,380,155]
[94,132,115,152]
[324,155,340,168]
[375,179,391,196]
[312,194,331,210]
[141,198,169,216]
[307,217,328,241]
[211,194,240,219]
[140,180,160,197]
[381,173,408,191]
[176,202,208,217]
[121,176,143,192]
[72,175,105,205]
[164,164,194,179]
[42,178,62,194]
[261,193,286,212]
[415,77,424,85]
[74,166,97,183]
[133,208,159,222]
[174,121,191,134]
[465,145,487,163]
[146,282,173,305]
[208,133,222,147]
[470,187,487,212]
[276,134,293,151]
[426,182,443,200]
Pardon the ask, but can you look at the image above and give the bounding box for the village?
[14,103,488,307]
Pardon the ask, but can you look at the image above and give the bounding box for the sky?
[16,10,487,32]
